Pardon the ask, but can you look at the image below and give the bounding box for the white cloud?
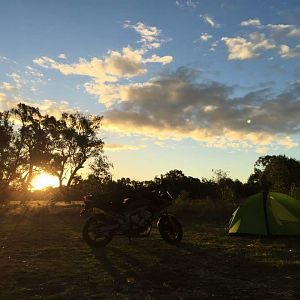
[58,53,67,59]
[222,32,275,60]
[34,22,173,108]
[33,48,174,107]
[0,93,20,112]
[34,47,147,83]
[278,44,300,58]
[267,24,300,37]
[240,18,261,27]
[0,56,17,64]
[104,143,145,151]
[0,95,74,119]
[143,54,173,64]
[123,21,170,52]
[25,66,44,78]
[255,146,268,154]
[0,56,9,62]
[209,41,218,52]
[7,73,24,90]
[0,82,15,91]
[175,0,197,8]
[200,33,213,41]
[38,99,75,117]
[84,82,121,107]
[200,14,220,28]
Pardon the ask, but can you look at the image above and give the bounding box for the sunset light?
[31,173,59,190]
[1,1,300,298]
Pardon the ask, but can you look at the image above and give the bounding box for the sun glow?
[31,173,59,190]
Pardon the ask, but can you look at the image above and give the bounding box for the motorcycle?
[80,190,183,247]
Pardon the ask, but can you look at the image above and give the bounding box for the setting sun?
[31,173,59,190]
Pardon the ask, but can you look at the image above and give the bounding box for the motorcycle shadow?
[90,237,206,289]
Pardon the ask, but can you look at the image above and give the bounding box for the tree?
[0,111,15,198]
[212,169,239,203]
[44,112,107,188]
[11,103,49,190]
[89,152,112,182]
[250,155,300,194]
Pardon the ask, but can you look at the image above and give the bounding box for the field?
[0,204,300,300]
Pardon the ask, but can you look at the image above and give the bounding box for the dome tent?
[228,192,300,236]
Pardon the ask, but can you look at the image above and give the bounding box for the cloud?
[33,21,172,79]
[101,67,300,152]
[266,24,300,38]
[0,82,15,91]
[255,146,268,154]
[239,21,300,38]
[58,53,67,59]
[240,19,261,27]
[123,21,170,52]
[37,99,75,117]
[34,22,173,107]
[175,0,197,8]
[278,44,300,58]
[223,20,300,60]
[34,47,147,83]
[104,143,145,151]
[200,33,213,41]
[83,82,122,107]
[200,14,220,28]
[25,66,44,78]
[0,56,9,62]
[222,32,276,60]
[4,68,46,94]
[143,54,173,64]
[7,73,24,90]
[209,41,218,52]
[0,56,17,64]
[0,92,25,111]
[0,94,74,118]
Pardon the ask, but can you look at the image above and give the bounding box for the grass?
[0,205,300,299]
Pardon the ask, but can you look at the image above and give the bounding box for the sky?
[1,0,300,182]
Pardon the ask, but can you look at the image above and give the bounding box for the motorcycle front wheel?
[158,215,183,244]
[82,215,114,247]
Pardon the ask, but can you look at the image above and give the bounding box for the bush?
[172,192,235,221]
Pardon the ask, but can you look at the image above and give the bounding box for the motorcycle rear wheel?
[158,215,183,244]
[82,215,114,247]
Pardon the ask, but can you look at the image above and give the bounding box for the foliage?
[0,103,110,198]
[0,111,15,199]
[43,112,106,187]
[249,155,300,194]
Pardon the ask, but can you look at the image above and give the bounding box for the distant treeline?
[55,155,300,204]
[1,103,300,204]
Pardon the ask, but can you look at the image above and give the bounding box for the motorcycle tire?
[82,215,114,247]
[158,215,183,244]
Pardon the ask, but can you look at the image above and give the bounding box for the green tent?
[228,192,300,236]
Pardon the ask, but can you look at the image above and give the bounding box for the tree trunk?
[66,166,81,187]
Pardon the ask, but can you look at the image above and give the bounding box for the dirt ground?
[0,205,300,299]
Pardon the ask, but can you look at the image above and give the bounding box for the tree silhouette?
[41,111,106,188]
[0,111,15,198]
[0,103,110,196]
[250,155,300,194]
[11,103,50,190]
